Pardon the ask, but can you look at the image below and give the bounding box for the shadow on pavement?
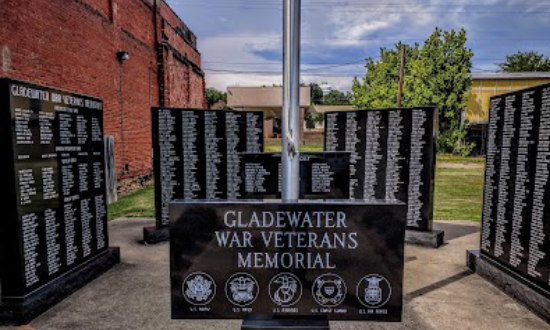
[433,222,479,241]
[406,270,473,301]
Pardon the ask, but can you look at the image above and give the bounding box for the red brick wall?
[165,55,190,107]
[82,0,112,19]
[0,0,205,178]
[158,0,205,109]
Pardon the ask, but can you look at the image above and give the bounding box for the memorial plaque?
[0,78,113,300]
[152,108,264,228]
[170,200,406,321]
[324,107,436,231]
[480,83,550,296]
[240,152,350,199]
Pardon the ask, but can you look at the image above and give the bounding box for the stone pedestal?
[0,247,120,325]
[476,256,550,324]
[143,226,169,244]
[241,315,329,330]
[405,229,445,248]
[465,250,479,272]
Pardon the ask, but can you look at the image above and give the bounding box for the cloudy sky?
[166,0,550,92]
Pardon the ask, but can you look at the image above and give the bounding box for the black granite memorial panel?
[170,200,406,321]
[481,96,505,256]
[480,82,550,296]
[226,111,246,200]
[240,153,280,199]
[240,152,351,200]
[300,153,350,200]
[182,110,206,200]
[152,108,264,229]
[0,78,112,300]
[323,107,436,231]
[204,111,227,200]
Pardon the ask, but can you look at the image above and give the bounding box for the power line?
[170,0,550,8]
[199,35,550,41]
[203,58,510,75]
[203,68,362,77]
[172,0,550,3]
[203,57,511,67]
[203,60,366,67]
[171,0,549,3]
[168,1,550,14]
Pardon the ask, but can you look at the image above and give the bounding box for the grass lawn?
[434,166,484,222]
[108,144,486,222]
[437,153,485,164]
[108,185,155,221]
[265,141,323,153]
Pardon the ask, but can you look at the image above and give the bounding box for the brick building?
[0,0,206,179]
[465,72,550,154]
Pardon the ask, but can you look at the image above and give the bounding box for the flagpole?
[282,0,301,202]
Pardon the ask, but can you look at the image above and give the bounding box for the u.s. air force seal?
[356,274,391,308]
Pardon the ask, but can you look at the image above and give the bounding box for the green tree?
[305,112,324,128]
[350,42,420,109]
[498,51,550,72]
[310,83,324,104]
[409,28,473,154]
[206,88,226,108]
[350,28,473,154]
[323,90,350,105]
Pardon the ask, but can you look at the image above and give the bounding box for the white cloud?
[200,34,282,90]
[200,34,280,64]
[206,72,356,92]
[326,12,402,47]
[184,0,550,92]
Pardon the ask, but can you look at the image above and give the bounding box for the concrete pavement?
[4,218,549,330]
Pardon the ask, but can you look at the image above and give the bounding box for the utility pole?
[281,0,301,202]
[397,44,405,108]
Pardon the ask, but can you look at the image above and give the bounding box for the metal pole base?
[241,315,329,330]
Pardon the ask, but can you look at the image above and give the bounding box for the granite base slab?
[405,229,445,248]
[143,226,169,244]
[241,315,329,330]
[476,256,550,324]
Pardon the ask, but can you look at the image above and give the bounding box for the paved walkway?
[5,218,549,330]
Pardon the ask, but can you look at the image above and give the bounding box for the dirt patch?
[117,174,153,196]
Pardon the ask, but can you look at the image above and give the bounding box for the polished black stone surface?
[170,200,406,321]
[241,314,329,330]
[143,226,170,245]
[480,83,550,297]
[466,250,479,272]
[405,229,444,248]
[0,78,116,319]
[240,152,350,200]
[152,108,264,229]
[0,248,120,325]
[324,107,437,231]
